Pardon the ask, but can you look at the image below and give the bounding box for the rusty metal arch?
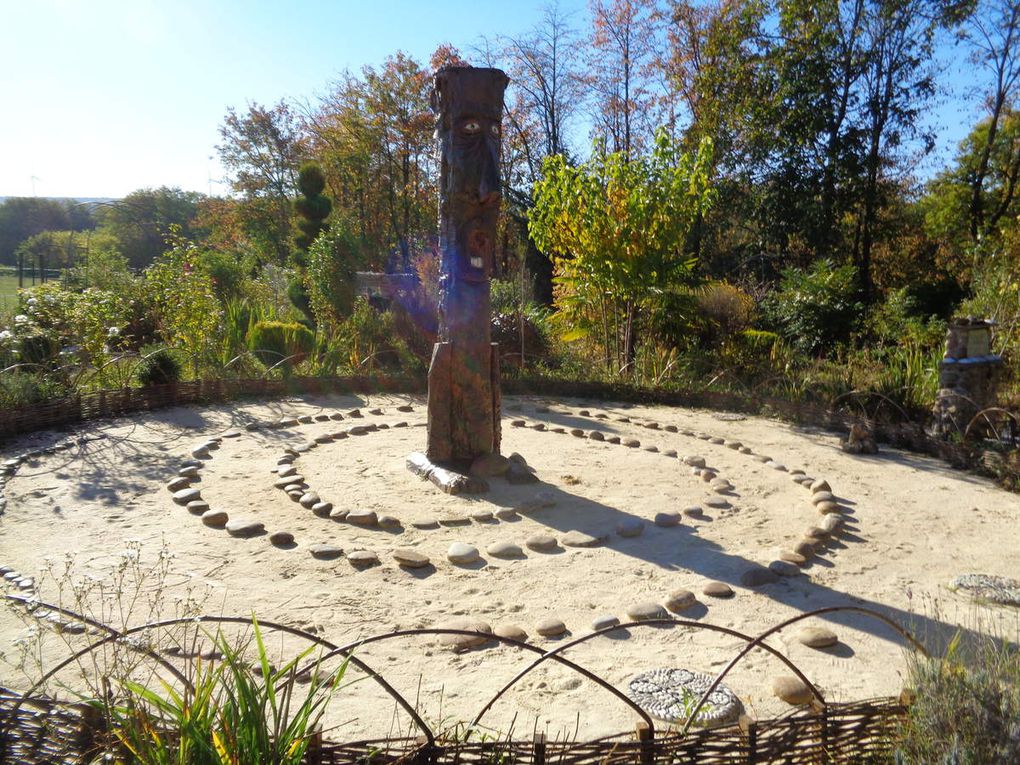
[0,610,435,746]
[297,627,656,734]
[964,406,1019,442]
[465,617,824,733]
[680,604,930,735]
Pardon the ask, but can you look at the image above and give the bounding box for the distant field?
[0,273,20,315]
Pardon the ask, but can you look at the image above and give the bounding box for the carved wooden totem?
[426,66,509,465]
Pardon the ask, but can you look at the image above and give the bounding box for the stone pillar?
[932,318,1002,437]
[425,66,509,466]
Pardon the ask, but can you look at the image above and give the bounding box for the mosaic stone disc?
[951,574,1020,606]
[627,668,740,726]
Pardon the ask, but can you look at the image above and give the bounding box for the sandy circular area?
[2,393,1018,741]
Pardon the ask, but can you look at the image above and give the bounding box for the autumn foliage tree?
[530,130,715,375]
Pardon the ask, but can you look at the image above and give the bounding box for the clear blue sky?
[0,0,982,199]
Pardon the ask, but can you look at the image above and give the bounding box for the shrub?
[248,320,315,370]
[336,297,416,372]
[767,259,863,356]
[136,348,182,387]
[18,331,58,366]
[694,281,756,348]
[896,631,1020,764]
[306,226,362,327]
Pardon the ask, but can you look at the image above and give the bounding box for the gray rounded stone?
[616,519,645,538]
[768,560,801,577]
[654,510,682,527]
[269,531,294,546]
[665,589,698,612]
[471,510,494,523]
[816,501,843,514]
[311,502,333,518]
[627,601,667,621]
[535,617,567,637]
[348,550,380,568]
[393,549,430,568]
[561,530,604,548]
[798,626,839,648]
[684,455,706,468]
[172,488,202,505]
[310,544,344,560]
[588,430,605,441]
[773,676,813,705]
[526,534,558,552]
[682,505,703,517]
[704,496,730,509]
[623,438,641,448]
[299,492,321,509]
[438,618,492,649]
[178,466,200,478]
[377,515,401,529]
[740,567,780,587]
[274,475,303,489]
[225,519,264,537]
[347,510,378,526]
[811,491,835,505]
[493,624,528,642]
[494,508,520,521]
[470,453,510,477]
[592,614,621,631]
[702,581,734,598]
[819,514,842,533]
[201,509,228,528]
[811,479,832,494]
[486,541,524,558]
[766,461,788,471]
[186,500,210,515]
[410,519,439,529]
[447,542,481,565]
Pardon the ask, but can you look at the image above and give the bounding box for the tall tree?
[962,0,1020,241]
[217,101,307,264]
[0,198,72,266]
[95,187,203,270]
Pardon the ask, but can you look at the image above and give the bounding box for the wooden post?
[533,731,546,765]
[739,714,757,764]
[636,720,654,765]
[424,66,509,468]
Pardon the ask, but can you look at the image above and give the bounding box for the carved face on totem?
[432,67,509,282]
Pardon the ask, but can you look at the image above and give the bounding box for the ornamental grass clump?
[895,629,1020,764]
[88,617,348,765]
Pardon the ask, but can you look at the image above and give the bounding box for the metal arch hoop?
[680,604,930,735]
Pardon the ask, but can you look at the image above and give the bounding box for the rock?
[506,461,539,484]
[643,445,660,453]
[806,525,830,540]
[623,438,641,448]
[663,449,678,458]
[592,614,621,631]
[768,560,801,577]
[616,519,645,538]
[298,415,314,424]
[378,515,401,529]
[181,458,204,468]
[792,540,816,559]
[515,492,556,513]
[487,542,524,558]
[299,492,321,509]
[493,624,528,642]
[532,423,546,431]
[393,549,430,568]
[494,508,519,521]
[277,465,297,478]
[607,436,621,444]
[368,408,383,416]
[274,475,303,489]
[561,530,604,548]
[535,617,567,637]
[396,404,414,412]
[654,510,682,527]
[704,496,731,509]
[811,479,832,494]
[711,479,733,493]
[753,455,771,463]
[186,500,210,515]
[665,589,698,612]
[172,488,202,505]
[287,489,305,501]
[772,676,813,705]
[309,544,344,560]
[311,502,333,518]
[438,516,471,527]
[470,452,510,477]
[225,519,264,538]
[627,601,667,621]
[470,510,494,523]
[709,437,725,445]
[347,409,362,418]
[313,434,333,444]
[740,567,780,587]
[269,531,294,546]
[438,618,492,649]
[201,510,229,528]
[411,519,439,529]
[798,626,839,649]
[191,447,211,459]
[780,551,808,566]
[702,581,734,598]
[682,505,703,518]
[588,430,605,441]
[178,466,200,478]
[348,550,380,568]
[811,491,835,505]
[816,501,843,514]
[347,510,378,526]
[526,534,558,553]
[819,514,842,533]
[766,461,788,471]
[510,419,526,427]
[644,422,660,430]
[570,428,585,437]
[447,542,481,565]
[726,441,742,450]
[700,471,717,483]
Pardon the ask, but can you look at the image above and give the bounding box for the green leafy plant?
[136,349,182,387]
[767,259,863,356]
[247,320,315,372]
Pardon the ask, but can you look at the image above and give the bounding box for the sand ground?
[1,393,1018,742]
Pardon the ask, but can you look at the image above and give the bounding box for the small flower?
[107,326,121,337]
[13,314,28,324]
[0,330,12,342]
